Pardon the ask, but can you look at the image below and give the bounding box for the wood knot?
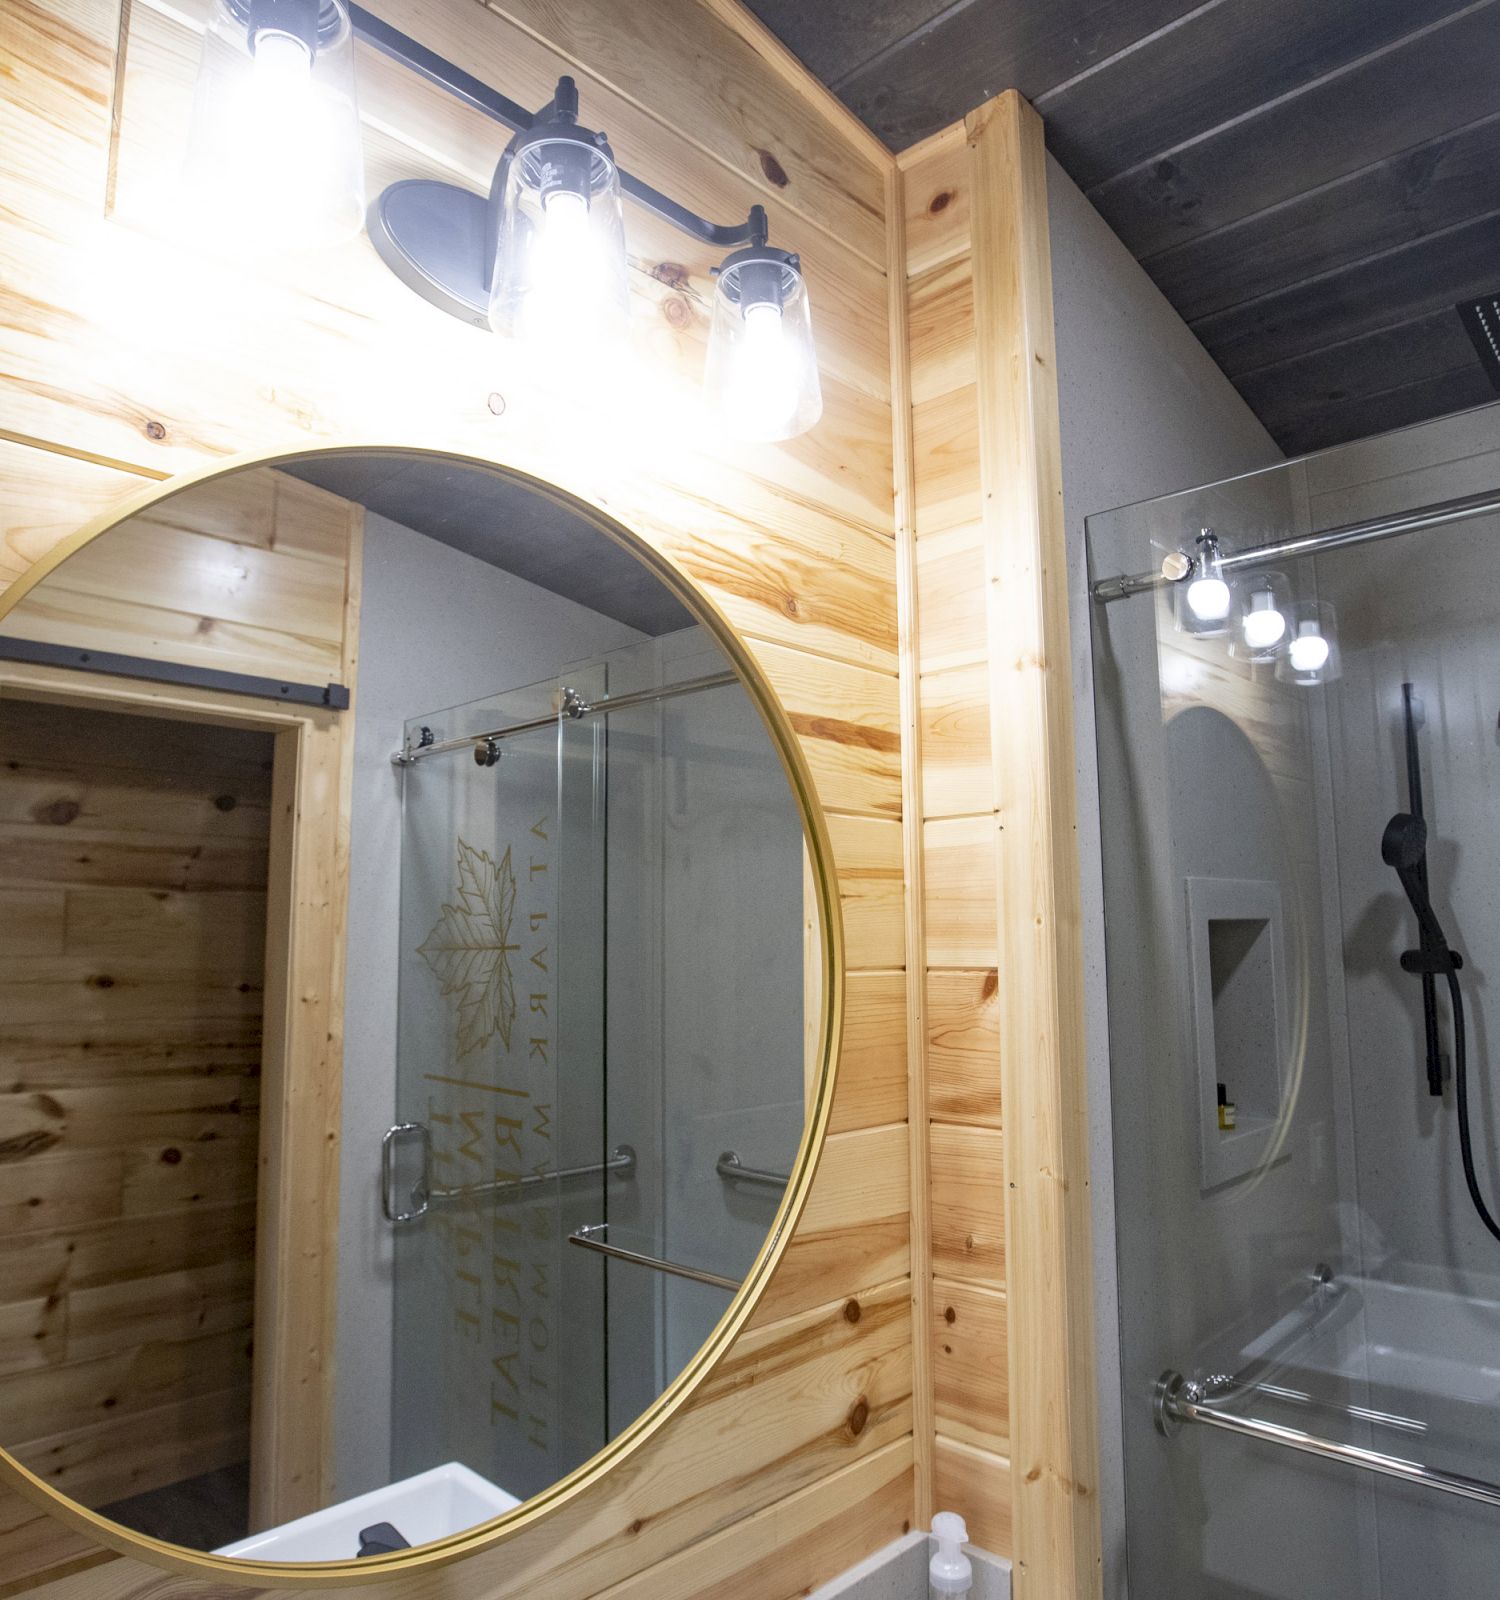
[757,149,789,187]
[943,1305,956,1324]
[33,798,80,826]
[651,261,692,291]
[160,1147,183,1165]
[88,974,115,989]
[843,1298,861,1323]
[928,189,953,214]
[626,1518,645,1536]
[662,294,693,330]
[782,594,800,618]
[980,968,999,1001]
[846,1395,869,1436]
[213,794,238,812]
[144,419,167,441]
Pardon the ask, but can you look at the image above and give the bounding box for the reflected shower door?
[390,664,608,1504]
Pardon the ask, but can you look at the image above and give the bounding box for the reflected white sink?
[216,1461,521,1561]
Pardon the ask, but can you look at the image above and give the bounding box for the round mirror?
[0,449,834,1576]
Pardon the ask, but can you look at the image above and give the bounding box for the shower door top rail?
[1155,1369,1500,1511]
[392,670,739,764]
[1091,486,1500,603]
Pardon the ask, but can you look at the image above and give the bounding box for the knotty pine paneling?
[0,0,911,1594]
[0,697,270,1526]
[901,126,1014,1555]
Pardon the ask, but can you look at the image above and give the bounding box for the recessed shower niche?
[1186,876,1287,1189]
[0,448,837,1580]
[1163,705,1294,1193]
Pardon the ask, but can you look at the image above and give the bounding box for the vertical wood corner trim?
[887,160,935,1526]
[965,91,1102,1599]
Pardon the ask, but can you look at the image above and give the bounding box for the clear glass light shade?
[1276,599,1341,686]
[704,256,822,443]
[1230,570,1292,661]
[1175,532,1237,637]
[184,0,365,252]
[488,136,630,351]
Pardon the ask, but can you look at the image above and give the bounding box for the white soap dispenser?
[929,1511,972,1600]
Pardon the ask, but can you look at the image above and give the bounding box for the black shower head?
[1382,811,1427,870]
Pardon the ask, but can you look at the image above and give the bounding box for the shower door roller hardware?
[473,736,501,767]
[380,1122,638,1225]
[560,685,593,720]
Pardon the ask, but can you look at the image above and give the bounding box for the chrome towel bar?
[715,1150,789,1190]
[567,1223,740,1291]
[1155,1370,1500,1510]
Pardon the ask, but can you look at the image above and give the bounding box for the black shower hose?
[1449,966,1500,1243]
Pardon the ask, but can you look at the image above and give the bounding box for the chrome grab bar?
[567,1222,740,1291]
[381,1123,635,1224]
[716,1150,789,1190]
[1155,1370,1500,1510]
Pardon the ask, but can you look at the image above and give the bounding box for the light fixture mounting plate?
[367,179,490,327]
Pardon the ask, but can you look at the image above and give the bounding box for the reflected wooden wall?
[0,697,271,1569]
[0,1,917,1597]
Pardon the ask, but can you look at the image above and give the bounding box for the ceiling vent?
[1457,293,1500,393]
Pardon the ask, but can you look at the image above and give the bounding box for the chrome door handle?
[381,1122,431,1223]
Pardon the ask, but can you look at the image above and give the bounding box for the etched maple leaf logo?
[418,839,519,1056]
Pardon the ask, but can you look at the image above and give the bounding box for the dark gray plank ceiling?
[745,0,1500,456]
[282,457,694,635]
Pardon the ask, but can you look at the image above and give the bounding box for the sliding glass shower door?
[1088,407,1500,1599]
[390,662,609,1503]
[383,627,807,1506]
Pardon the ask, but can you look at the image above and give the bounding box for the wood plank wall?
[0,1,920,1596]
[898,119,1013,1560]
[0,696,272,1577]
[898,97,1102,1593]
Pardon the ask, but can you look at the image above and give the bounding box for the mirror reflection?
[0,452,823,1565]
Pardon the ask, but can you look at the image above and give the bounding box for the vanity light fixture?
[1276,600,1340,686]
[185,0,365,251]
[1231,570,1290,660]
[487,77,629,351]
[1177,529,1237,636]
[704,224,822,443]
[296,7,828,438]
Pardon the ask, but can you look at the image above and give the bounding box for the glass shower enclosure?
[1087,402,1500,1598]
[383,627,806,1506]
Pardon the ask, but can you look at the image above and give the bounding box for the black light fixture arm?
[347,4,772,251]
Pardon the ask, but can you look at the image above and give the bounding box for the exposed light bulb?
[1242,589,1287,651]
[541,185,590,246]
[1289,624,1330,674]
[1186,575,1232,621]
[518,183,617,349]
[252,29,313,107]
[725,297,801,439]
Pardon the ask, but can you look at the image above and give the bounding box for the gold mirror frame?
[0,443,844,1587]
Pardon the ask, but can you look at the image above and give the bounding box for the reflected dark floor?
[100,1461,250,1552]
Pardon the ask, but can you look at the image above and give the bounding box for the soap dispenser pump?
[930,1511,972,1600]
